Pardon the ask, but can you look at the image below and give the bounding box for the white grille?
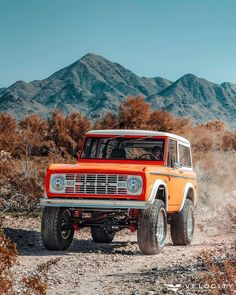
[65,174,128,195]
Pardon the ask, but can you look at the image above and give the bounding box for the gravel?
[2,215,235,295]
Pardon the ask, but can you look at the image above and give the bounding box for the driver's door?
[166,139,185,212]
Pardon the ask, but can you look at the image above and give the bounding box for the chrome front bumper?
[40,197,151,209]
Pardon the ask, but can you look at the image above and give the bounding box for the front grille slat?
[65,173,128,195]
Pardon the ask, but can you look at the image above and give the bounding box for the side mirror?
[173,161,183,169]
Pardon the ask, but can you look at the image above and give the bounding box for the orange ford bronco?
[41,130,198,254]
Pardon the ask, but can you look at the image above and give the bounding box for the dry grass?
[21,258,60,295]
[0,218,18,295]
[0,218,60,295]
[198,248,236,295]
[0,154,75,212]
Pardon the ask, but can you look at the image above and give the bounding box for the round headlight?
[51,176,66,191]
[127,177,142,193]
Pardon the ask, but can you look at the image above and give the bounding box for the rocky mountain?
[147,74,236,126]
[0,53,236,128]
[0,87,6,96]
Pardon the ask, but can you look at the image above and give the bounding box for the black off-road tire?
[170,199,194,246]
[91,226,116,243]
[41,207,74,251]
[137,199,167,255]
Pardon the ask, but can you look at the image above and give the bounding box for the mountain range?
[0,53,236,128]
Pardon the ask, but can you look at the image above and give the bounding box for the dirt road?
[2,215,235,295]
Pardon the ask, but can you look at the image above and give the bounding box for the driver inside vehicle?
[151,146,163,160]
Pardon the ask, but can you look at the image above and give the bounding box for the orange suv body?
[41,130,198,254]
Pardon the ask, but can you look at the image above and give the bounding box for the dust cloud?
[194,150,236,236]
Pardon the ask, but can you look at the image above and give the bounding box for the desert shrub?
[17,114,50,157]
[146,110,174,131]
[47,111,91,157]
[186,125,215,152]
[14,129,45,158]
[0,113,17,132]
[19,114,48,136]
[94,112,119,129]
[0,159,42,211]
[0,219,18,295]
[0,114,51,158]
[0,132,19,154]
[65,112,91,152]
[173,118,192,134]
[48,110,77,157]
[21,258,60,295]
[203,120,225,132]
[198,249,236,295]
[0,219,60,295]
[146,110,191,132]
[0,113,19,153]
[221,131,236,151]
[181,120,231,154]
[118,96,151,129]
[0,153,75,212]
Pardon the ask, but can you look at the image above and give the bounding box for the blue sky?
[0,0,236,87]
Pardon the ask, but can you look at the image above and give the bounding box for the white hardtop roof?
[86,129,190,144]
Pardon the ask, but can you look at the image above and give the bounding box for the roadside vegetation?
[197,248,236,295]
[0,218,59,294]
[0,96,235,213]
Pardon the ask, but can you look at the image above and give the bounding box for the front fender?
[147,179,168,210]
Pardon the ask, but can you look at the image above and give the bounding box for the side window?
[167,139,177,167]
[179,144,192,167]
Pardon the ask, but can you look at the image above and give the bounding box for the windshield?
[81,137,165,161]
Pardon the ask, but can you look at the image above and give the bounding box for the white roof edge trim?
[86,129,190,145]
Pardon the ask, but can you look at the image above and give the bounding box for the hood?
[48,162,150,175]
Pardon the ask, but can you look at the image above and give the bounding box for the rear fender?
[179,182,196,212]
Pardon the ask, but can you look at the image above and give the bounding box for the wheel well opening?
[186,187,194,204]
[156,185,166,206]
